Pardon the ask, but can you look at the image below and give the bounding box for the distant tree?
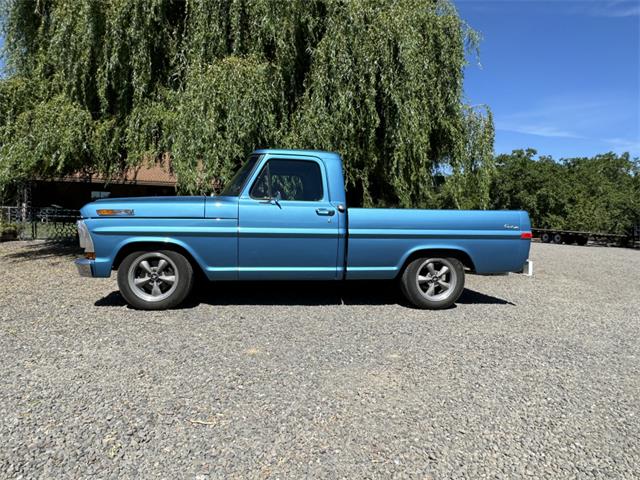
[0,0,493,208]
[491,149,639,234]
[563,153,639,234]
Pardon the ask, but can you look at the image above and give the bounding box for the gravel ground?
[0,241,639,479]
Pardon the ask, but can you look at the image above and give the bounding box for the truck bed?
[346,208,531,278]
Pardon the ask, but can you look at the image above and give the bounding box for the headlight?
[77,220,95,253]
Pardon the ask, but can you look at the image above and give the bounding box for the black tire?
[400,256,465,309]
[552,233,563,244]
[576,235,588,246]
[117,250,194,310]
[541,232,552,243]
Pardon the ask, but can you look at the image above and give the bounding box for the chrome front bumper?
[75,258,94,277]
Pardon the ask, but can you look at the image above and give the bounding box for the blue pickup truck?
[75,149,532,310]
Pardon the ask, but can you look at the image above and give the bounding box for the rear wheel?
[400,257,465,309]
[117,250,194,310]
[552,233,563,244]
[540,232,552,243]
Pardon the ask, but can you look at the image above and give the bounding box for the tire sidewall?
[117,250,194,310]
[400,256,465,309]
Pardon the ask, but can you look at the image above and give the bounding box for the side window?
[250,159,324,201]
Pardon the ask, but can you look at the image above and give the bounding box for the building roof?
[57,162,177,187]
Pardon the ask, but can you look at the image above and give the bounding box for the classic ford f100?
[75,149,532,310]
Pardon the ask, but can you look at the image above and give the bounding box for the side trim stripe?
[348,229,521,240]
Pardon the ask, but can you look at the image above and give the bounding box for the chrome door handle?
[315,208,335,216]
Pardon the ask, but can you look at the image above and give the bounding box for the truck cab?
[229,150,347,280]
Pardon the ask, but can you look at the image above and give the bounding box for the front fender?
[92,236,210,278]
[84,217,238,280]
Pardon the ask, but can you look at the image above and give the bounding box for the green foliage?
[169,57,282,193]
[0,0,493,207]
[287,0,490,208]
[0,94,92,182]
[491,149,640,234]
[440,106,495,209]
[0,221,20,236]
[563,153,640,234]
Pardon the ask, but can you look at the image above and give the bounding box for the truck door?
[238,155,339,280]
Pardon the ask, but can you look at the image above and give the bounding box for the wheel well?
[399,249,476,276]
[112,242,205,277]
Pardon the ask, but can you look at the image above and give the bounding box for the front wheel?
[117,250,194,310]
[400,257,465,309]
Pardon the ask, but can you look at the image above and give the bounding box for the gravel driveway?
[1,241,638,479]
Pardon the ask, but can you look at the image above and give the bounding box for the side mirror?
[259,190,282,208]
[271,190,282,208]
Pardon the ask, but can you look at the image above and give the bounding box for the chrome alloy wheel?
[127,252,179,303]
[415,258,457,301]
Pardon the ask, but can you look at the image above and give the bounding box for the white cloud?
[603,137,640,152]
[589,0,640,17]
[496,123,584,139]
[495,96,639,155]
[455,0,640,18]
[495,98,609,139]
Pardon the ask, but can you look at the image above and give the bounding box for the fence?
[0,206,80,241]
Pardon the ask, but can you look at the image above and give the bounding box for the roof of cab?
[252,148,341,163]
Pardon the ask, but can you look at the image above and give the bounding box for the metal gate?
[1,206,80,241]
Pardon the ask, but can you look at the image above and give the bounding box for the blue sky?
[457,0,640,159]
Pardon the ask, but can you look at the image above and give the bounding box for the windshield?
[220,154,262,196]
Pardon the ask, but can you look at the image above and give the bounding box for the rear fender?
[397,245,476,275]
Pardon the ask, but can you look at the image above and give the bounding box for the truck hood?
[80,196,207,218]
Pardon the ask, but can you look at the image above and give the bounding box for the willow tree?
[0,0,494,208]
